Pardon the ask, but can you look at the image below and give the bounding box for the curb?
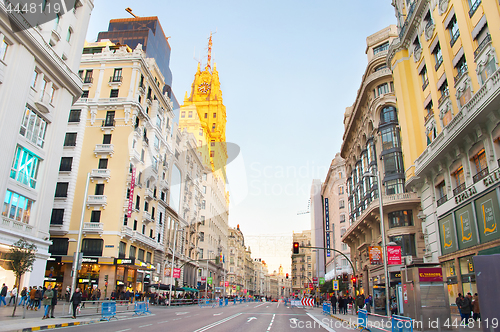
[329,313,364,330]
[19,319,98,332]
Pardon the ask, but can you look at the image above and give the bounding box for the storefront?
[44,256,65,292]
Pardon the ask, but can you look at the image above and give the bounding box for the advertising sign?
[387,246,402,265]
[225,281,229,287]
[319,277,325,285]
[418,267,443,282]
[309,283,314,290]
[455,203,478,250]
[243,289,247,294]
[403,284,408,304]
[332,280,339,290]
[173,268,181,278]
[201,276,206,282]
[369,246,382,265]
[325,198,331,257]
[207,277,213,285]
[438,214,456,255]
[127,167,136,218]
[164,268,170,277]
[236,286,240,291]
[474,190,500,243]
[313,277,318,284]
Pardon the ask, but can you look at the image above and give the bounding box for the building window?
[81,239,103,256]
[84,70,93,84]
[380,126,401,151]
[81,90,89,98]
[200,232,204,242]
[339,186,344,195]
[129,245,136,258]
[341,243,348,251]
[112,68,122,82]
[64,133,77,147]
[0,36,9,61]
[49,238,69,256]
[138,249,145,261]
[2,190,34,223]
[455,55,468,82]
[389,234,416,256]
[452,166,465,193]
[383,152,404,175]
[133,219,138,231]
[433,43,443,70]
[201,216,205,225]
[479,57,496,85]
[472,149,488,182]
[95,184,104,195]
[340,214,346,223]
[380,106,397,124]
[468,0,481,17]
[201,200,206,209]
[373,42,389,55]
[420,65,429,90]
[103,134,111,144]
[212,123,216,132]
[20,106,47,148]
[340,227,346,237]
[146,252,152,263]
[448,15,460,46]
[55,182,69,198]
[98,158,108,169]
[119,241,126,258]
[110,89,119,98]
[339,200,345,209]
[68,109,81,122]
[377,83,389,96]
[59,157,72,172]
[188,111,193,118]
[10,146,40,189]
[181,111,185,118]
[385,179,405,195]
[436,181,447,206]
[90,210,101,223]
[388,210,413,228]
[426,123,437,146]
[50,209,64,225]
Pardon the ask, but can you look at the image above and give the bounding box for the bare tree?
[9,238,37,317]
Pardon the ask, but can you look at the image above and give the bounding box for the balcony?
[101,119,116,130]
[474,34,491,60]
[450,30,460,47]
[454,65,468,85]
[473,167,489,183]
[437,195,448,207]
[438,90,449,108]
[143,210,153,223]
[453,183,466,196]
[435,57,443,71]
[422,79,429,91]
[94,144,114,157]
[90,169,110,182]
[1,217,34,235]
[159,179,169,189]
[145,188,154,201]
[34,91,53,114]
[424,110,434,123]
[83,222,103,233]
[109,76,123,87]
[138,83,146,95]
[86,195,107,208]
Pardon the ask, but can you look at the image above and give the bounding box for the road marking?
[213,312,223,316]
[266,313,276,331]
[306,313,338,332]
[176,311,189,315]
[247,317,257,322]
[115,329,131,332]
[277,302,280,309]
[192,313,242,332]
[138,324,152,328]
[253,303,266,308]
[157,320,169,324]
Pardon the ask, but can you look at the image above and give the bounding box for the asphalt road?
[59,301,359,332]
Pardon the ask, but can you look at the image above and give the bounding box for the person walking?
[459,293,471,322]
[365,294,372,313]
[343,295,349,315]
[42,285,53,319]
[472,293,480,321]
[0,283,8,307]
[331,294,337,314]
[49,286,58,318]
[338,295,344,314]
[29,286,36,310]
[70,288,82,319]
[8,285,17,306]
[455,293,463,316]
[19,287,28,307]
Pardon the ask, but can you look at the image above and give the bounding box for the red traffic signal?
[293,242,299,254]
[351,276,357,284]
[286,273,289,279]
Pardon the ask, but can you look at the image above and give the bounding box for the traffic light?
[286,273,289,279]
[342,273,348,282]
[351,276,357,284]
[293,242,299,254]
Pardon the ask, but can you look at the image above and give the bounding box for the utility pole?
[168,223,178,307]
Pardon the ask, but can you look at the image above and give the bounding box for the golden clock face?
[198,82,210,93]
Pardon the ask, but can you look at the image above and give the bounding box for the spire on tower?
[206,32,213,71]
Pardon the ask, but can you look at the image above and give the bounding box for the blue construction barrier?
[133,301,151,316]
[392,315,413,332]
[358,309,368,329]
[322,303,331,315]
[225,298,229,306]
[100,301,117,321]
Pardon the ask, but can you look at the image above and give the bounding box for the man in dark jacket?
[0,283,7,307]
[49,286,58,318]
[338,296,344,314]
[459,293,471,322]
[331,295,337,314]
[70,288,82,319]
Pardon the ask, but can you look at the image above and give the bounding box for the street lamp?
[363,169,390,317]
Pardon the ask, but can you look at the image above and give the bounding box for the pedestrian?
[455,293,463,315]
[466,293,473,318]
[19,287,28,307]
[459,293,471,322]
[365,294,372,313]
[29,286,36,310]
[81,289,87,308]
[49,286,58,318]
[331,294,337,314]
[70,288,82,319]
[42,285,53,320]
[338,295,344,314]
[343,295,349,314]
[7,285,17,306]
[0,283,8,307]
[472,293,480,321]
[34,287,42,310]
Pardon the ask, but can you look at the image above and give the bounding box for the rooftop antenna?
[205,29,217,71]
[125,7,138,18]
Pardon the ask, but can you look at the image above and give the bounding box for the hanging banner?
[325,198,331,257]
[387,246,402,265]
[369,246,382,265]
[173,268,181,278]
[207,277,213,285]
[225,281,229,287]
[319,277,325,285]
[127,167,136,218]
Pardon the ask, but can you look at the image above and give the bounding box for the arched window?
[380,106,398,124]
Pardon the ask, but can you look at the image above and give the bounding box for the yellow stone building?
[388,0,500,311]
[179,38,230,292]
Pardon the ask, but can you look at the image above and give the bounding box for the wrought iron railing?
[474,34,491,59]
[453,183,466,196]
[473,167,489,183]
[437,195,448,207]
[468,0,481,17]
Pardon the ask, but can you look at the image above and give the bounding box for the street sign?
[201,276,206,282]
[319,277,325,285]
[208,277,213,285]
[309,283,314,290]
[332,280,339,290]
[313,277,318,284]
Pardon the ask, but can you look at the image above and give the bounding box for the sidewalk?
[0,304,149,332]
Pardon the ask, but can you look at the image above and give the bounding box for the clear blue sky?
[86,0,396,272]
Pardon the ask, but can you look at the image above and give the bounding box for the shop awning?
[181,287,199,292]
[148,283,183,291]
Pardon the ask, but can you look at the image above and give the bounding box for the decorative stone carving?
[414,47,422,62]
[424,23,435,41]
[90,106,97,125]
[438,0,449,15]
